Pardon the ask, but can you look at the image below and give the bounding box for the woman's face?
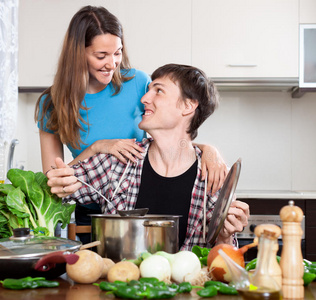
[85,33,123,93]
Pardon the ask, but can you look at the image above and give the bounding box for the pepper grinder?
[254,224,282,289]
[279,200,304,299]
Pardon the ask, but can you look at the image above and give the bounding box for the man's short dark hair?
[151,64,219,140]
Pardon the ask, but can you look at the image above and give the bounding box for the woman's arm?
[41,132,145,171]
[69,138,145,166]
[39,130,64,174]
[194,143,228,195]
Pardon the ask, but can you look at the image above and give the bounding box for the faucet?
[7,139,23,171]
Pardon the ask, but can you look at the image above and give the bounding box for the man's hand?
[46,157,82,198]
[216,200,250,245]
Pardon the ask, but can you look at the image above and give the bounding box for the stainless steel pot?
[90,214,180,262]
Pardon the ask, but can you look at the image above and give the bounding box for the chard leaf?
[0,207,21,234]
[0,225,11,238]
[5,187,37,228]
[0,213,6,222]
[0,191,27,235]
[6,188,30,218]
[0,191,15,238]
[35,172,48,187]
[35,172,76,233]
[0,184,15,195]
[7,169,47,230]
[0,199,6,208]
[7,169,45,211]
[6,169,75,236]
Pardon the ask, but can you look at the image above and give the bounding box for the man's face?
[139,76,186,134]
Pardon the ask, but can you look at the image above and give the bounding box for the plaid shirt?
[70,138,236,250]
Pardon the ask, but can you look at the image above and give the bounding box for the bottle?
[280,200,304,299]
[251,229,282,291]
[0,141,6,184]
[254,224,282,289]
[239,229,282,300]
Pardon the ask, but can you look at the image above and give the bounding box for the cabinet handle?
[228,64,258,67]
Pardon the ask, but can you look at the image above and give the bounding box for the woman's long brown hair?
[34,6,133,149]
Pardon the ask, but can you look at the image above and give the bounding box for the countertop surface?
[0,275,316,300]
[236,190,316,199]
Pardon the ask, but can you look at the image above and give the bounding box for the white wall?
[15,90,316,191]
[14,93,73,174]
[196,91,316,191]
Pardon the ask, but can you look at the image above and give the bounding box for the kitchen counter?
[236,190,316,199]
[1,275,316,300]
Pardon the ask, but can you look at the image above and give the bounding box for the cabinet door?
[192,0,299,78]
[300,0,316,23]
[116,0,191,74]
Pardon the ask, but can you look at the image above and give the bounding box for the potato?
[207,244,245,283]
[99,258,115,279]
[107,261,140,283]
[66,250,104,284]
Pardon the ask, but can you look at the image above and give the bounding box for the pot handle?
[143,220,175,227]
[34,251,79,272]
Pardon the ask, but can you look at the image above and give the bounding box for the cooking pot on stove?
[0,228,82,280]
[90,214,180,262]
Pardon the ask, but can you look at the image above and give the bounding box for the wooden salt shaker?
[254,224,282,289]
[279,200,304,299]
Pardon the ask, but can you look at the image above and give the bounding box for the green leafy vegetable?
[0,169,76,238]
[191,245,211,266]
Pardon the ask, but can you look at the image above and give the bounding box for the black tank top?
[136,154,198,248]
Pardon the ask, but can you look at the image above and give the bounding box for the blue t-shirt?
[38,69,151,158]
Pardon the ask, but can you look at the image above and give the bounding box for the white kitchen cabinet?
[300,0,316,23]
[18,0,191,87]
[192,0,299,78]
[116,0,191,75]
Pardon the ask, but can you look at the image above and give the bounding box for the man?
[47,64,249,250]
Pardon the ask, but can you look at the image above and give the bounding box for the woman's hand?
[196,143,228,195]
[217,200,250,245]
[46,157,82,198]
[71,139,145,165]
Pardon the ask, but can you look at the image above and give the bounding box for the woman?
[35,6,227,242]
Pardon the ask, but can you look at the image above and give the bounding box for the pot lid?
[0,228,81,259]
[206,158,242,245]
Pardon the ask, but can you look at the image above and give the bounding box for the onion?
[156,251,202,283]
[139,254,171,282]
[207,242,256,283]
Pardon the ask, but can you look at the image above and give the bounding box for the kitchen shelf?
[213,77,299,92]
